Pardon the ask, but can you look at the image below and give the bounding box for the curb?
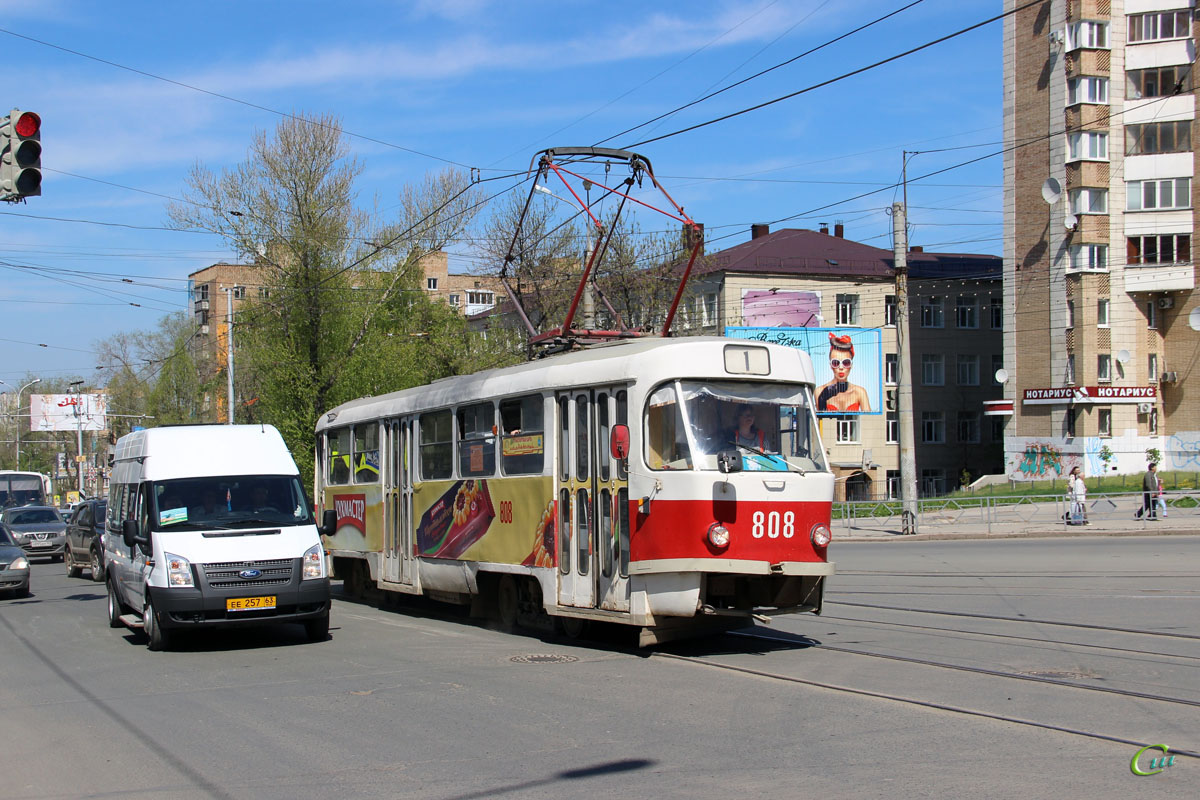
[837,527,1200,543]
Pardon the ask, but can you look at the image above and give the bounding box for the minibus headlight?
[164,552,194,587]
[10,556,29,570]
[302,544,326,580]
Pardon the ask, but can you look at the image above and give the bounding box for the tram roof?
[317,336,815,431]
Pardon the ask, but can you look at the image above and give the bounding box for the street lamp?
[69,379,85,495]
[0,377,41,470]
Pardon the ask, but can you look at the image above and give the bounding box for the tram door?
[382,418,414,586]
[556,388,630,612]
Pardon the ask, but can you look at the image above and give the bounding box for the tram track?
[655,631,1200,761]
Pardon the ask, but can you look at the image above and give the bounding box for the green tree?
[167,112,491,482]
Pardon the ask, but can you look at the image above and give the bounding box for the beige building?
[691,224,1004,500]
[1003,0,1200,479]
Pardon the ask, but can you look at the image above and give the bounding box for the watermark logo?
[1131,744,1175,776]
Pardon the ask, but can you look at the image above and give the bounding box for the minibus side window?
[420,410,453,480]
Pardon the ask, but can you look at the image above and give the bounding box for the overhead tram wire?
[0,27,481,172]
[621,0,1044,150]
[594,0,925,147]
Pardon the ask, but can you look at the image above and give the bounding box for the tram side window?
[329,428,352,485]
[615,390,628,481]
[420,410,453,480]
[558,397,570,481]
[500,394,545,475]
[645,385,693,470]
[598,392,611,482]
[457,402,496,477]
[354,424,380,483]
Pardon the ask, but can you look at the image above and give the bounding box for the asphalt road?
[1,536,1195,799]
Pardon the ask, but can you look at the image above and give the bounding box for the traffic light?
[1,109,41,200]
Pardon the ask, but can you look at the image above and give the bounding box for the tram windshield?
[645,380,827,473]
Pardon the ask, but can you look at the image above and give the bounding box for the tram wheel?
[496,575,519,631]
[556,616,588,640]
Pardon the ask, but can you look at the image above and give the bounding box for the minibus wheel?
[305,612,330,642]
[144,597,171,651]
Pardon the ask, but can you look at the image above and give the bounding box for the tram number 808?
[751,510,795,539]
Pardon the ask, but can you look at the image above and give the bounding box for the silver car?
[0,525,31,597]
[0,505,67,562]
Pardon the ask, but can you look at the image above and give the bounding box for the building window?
[957,354,980,386]
[1128,10,1192,44]
[1127,178,1191,211]
[257,287,271,300]
[1069,187,1108,214]
[1149,353,1159,382]
[1147,301,1158,330]
[704,293,717,325]
[921,353,945,386]
[231,285,246,300]
[955,295,978,329]
[884,294,897,327]
[957,411,981,444]
[1067,76,1109,106]
[467,290,494,306]
[426,277,439,291]
[1127,234,1191,266]
[1150,407,1159,435]
[921,411,945,444]
[920,468,946,498]
[1069,243,1108,272]
[1127,66,1193,100]
[835,294,859,326]
[1066,299,1075,328]
[990,297,1002,329]
[1066,20,1109,50]
[1068,131,1108,161]
[886,470,900,501]
[991,416,1006,443]
[992,354,1004,385]
[1097,298,1110,327]
[886,412,898,444]
[1066,353,1076,385]
[835,415,859,444]
[1066,406,1077,438]
[448,293,460,306]
[1098,407,1112,437]
[197,283,210,302]
[920,296,944,328]
[885,353,898,385]
[1126,121,1191,156]
[1097,353,1112,383]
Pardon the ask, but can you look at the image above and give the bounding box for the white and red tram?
[315,336,834,643]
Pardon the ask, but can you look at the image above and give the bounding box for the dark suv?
[65,499,107,581]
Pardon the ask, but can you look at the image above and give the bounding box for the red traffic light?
[14,111,39,138]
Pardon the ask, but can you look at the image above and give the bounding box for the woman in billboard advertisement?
[816,332,871,412]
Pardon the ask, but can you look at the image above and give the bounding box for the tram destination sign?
[1022,386,1157,405]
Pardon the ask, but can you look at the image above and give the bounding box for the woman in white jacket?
[1068,466,1088,525]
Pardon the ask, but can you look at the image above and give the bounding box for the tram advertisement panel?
[323,487,385,551]
[413,477,555,566]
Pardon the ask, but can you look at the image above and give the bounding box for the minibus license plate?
[227,595,276,611]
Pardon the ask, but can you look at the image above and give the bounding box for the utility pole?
[69,379,84,496]
[224,286,237,424]
[892,202,919,534]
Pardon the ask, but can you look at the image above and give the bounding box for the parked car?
[0,505,67,561]
[65,499,107,581]
[0,525,31,598]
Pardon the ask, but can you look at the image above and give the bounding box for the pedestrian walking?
[1067,466,1088,525]
[1135,462,1158,520]
[1156,474,1168,518]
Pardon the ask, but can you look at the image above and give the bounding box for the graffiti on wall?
[1015,442,1065,478]
[1168,435,1200,469]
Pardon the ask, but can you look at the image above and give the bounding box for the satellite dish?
[994,368,1009,384]
[1116,349,1131,364]
[1041,177,1062,205]
[1189,307,1200,331]
[1064,213,1078,230]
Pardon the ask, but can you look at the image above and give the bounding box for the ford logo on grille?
[239,569,262,579]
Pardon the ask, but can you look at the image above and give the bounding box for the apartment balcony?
[1124,261,1195,293]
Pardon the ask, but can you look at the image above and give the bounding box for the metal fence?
[832,490,1200,536]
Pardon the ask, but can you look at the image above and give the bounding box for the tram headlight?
[810,524,832,548]
[706,523,731,549]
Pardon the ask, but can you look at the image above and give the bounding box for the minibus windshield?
[645,380,828,473]
[151,475,314,530]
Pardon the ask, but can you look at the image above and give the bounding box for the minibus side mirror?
[320,509,338,537]
[121,518,147,548]
[717,449,743,474]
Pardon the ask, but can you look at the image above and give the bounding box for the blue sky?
[0,0,1002,382]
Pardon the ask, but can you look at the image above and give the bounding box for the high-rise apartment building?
[1003,0,1200,478]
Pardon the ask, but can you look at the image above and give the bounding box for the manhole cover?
[1025,670,1096,680]
[511,654,579,664]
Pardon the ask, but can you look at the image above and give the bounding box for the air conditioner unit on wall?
[1137,403,1152,414]
[1159,297,1174,309]
[1161,371,1179,383]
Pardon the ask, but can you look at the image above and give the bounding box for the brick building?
[1003,0,1200,479]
